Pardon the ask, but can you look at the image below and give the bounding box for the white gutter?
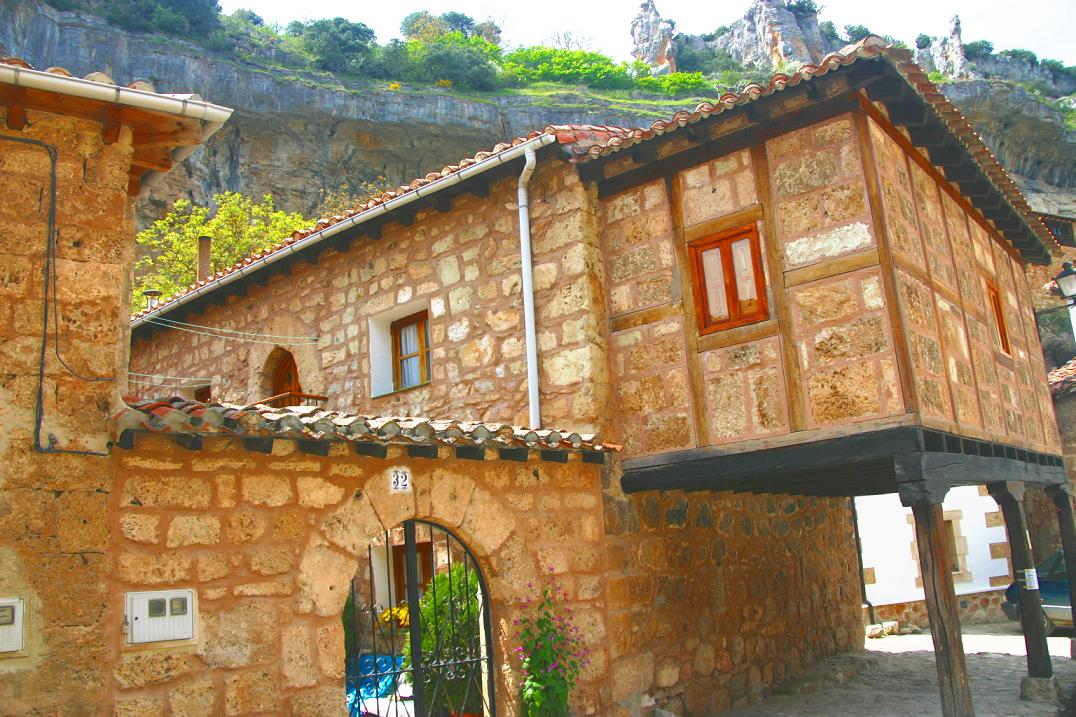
[517,145,541,430]
[0,64,234,194]
[132,132,559,330]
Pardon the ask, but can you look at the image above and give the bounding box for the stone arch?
[249,341,324,403]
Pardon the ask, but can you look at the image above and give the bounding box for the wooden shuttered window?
[985,279,1011,355]
[688,224,768,334]
[391,311,430,391]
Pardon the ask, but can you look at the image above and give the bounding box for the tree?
[472,20,502,45]
[785,0,821,18]
[288,17,376,74]
[819,21,840,46]
[439,11,474,36]
[916,33,932,50]
[400,11,447,43]
[843,24,872,42]
[1000,48,1038,65]
[133,192,309,310]
[963,40,994,60]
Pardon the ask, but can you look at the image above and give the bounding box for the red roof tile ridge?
[2,55,174,98]
[114,396,621,452]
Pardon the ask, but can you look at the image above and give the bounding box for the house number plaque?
[390,468,412,493]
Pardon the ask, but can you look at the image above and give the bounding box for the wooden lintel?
[783,247,880,288]
[632,142,659,164]
[683,204,764,242]
[102,106,122,145]
[4,87,26,130]
[610,302,683,333]
[744,102,767,123]
[695,319,779,352]
[132,147,175,173]
[685,122,715,143]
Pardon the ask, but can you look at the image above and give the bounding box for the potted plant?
[405,563,485,716]
[515,576,589,717]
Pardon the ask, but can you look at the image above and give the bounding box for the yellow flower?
[388,82,401,91]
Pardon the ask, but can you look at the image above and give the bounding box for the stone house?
[3,38,1074,717]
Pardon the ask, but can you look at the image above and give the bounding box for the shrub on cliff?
[502,47,635,90]
[286,17,376,75]
[963,40,994,60]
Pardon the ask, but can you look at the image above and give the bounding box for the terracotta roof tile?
[2,56,168,97]
[130,36,1055,321]
[115,396,620,454]
[1049,358,1076,398]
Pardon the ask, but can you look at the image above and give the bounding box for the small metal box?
[125,589,195,644]
[0,597,24,653]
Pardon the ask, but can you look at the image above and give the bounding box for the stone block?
[773,151,838,197]
[610,651,655,701]
[812,314,888,364]
[785,222,872,267]
[228,507,267,543]
[166,515,221,547]
[429,471,476,528]
[250,547,296,575]
[808,362,880,423]
[297,476,345,508]
[709,373,747,439]
[317,622,346,679]
[196,554,230,582]
[198,602,276,669]
[321,492,384,556]
[628,335,682,373]
[118,551,192,585]
[282,623,318,688]
[114,697,164,717]
[233,581,292,596]
[225,670,279,715]
[297,541,356,616]
[290,686,349,717]
[120,513,160,545]
[460,487,514,553]
[55,490,109,552]
[242,475,293,507]
[169,679,217,717]
[113,653,191,690]
[122,476,211,509]
[793,280,857,326]
[364,465,417,530]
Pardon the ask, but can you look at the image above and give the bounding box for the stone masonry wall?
[867,587,1008,628]
[601,479,864,716]
[0,106,136,714]
[867,114,1061,453]
[106,434,608,716]
[129,160,610,434]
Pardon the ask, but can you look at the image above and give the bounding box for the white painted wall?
[856,486,1010,605]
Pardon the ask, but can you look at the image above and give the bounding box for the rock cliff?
[2,0,1072,223]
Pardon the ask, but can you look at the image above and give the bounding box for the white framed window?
[369,299,430,397]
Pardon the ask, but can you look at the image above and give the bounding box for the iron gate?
[344,520,496,717]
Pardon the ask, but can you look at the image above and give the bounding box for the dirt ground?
[721,622,1076,717]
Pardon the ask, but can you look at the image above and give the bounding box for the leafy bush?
[103,0,222,39]
[843,24,872,42]
[409,33,500,90]
[635,72,713,97]
[963,40,994,60]
[817,21,840,46]
[503,46,634,90]
[916,34,932,50]
[786,0,821,17]
[515,577,588,717]
[286,17,376,75]
[1041,59,1076,81]
[1000,48,1038,65]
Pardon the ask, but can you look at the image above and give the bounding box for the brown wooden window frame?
[391,310,431,391]
[985,279,1011,356]
[687,223,769,335]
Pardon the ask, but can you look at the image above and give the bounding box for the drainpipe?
[850,497,877,625]
[517,145,541,429]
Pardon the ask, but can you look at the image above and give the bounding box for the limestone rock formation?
[913,16,971,79]
[712,0,831,69]
[630,0,677,75]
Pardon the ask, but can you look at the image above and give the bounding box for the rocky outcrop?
[712,0,832,69]
[630,0,677,75]
[1,0,692,225]
[914,16,971,79]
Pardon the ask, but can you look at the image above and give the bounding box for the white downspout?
[518,145,541,429]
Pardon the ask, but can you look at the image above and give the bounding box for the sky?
[217,0,1076,66]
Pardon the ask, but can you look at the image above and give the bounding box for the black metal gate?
[344,520,496,717]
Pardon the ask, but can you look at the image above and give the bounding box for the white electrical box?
[125,590,195,644]
[0,597,24,653]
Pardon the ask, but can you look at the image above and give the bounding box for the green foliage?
[916,33,932,50]
[819,21,840,46]
[516,578,588,717]
[403,564,483,714]
[286,17,376,75]
[103,0,222,38]
[132,192,309,311]
[843,24,872,43]
[785,0,821,17]
[635,72,713,97]
[963,40,994,60]
[1041,59,1076,80]
[927,70,949,85]
[502,46,635,90]
[1000,48,1038,65]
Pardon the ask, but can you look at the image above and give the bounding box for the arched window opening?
[256,349,326,408]
[344,521,495,717]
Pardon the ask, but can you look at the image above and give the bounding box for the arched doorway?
[270,350,302,407]
[343,520,495,717]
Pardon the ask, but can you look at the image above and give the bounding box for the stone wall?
[0,105,135,714]
[601,482,864,716]
[106,433,608,716]
[130,161,611,434]
[866,113,1061,453]
[866,587,1008,628]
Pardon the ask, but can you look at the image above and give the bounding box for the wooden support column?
[988,481,1053,679]
[901,482,976,717]
[1046,484,1076,659]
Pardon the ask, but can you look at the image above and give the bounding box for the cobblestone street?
[722,622,1076,717]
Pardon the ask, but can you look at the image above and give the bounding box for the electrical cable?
[145,315,318,342]
[144,318,319,345]
[129,371,213,381]
[2,134,111,456]
[128,379,210,389]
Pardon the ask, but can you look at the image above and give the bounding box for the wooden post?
[988,481,1053,678]
[909,498,976,717]
[1046,484,1076,659]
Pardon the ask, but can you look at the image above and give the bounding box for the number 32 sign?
[390,468,412,493]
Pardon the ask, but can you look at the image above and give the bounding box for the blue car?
[1002,551,1072,635]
